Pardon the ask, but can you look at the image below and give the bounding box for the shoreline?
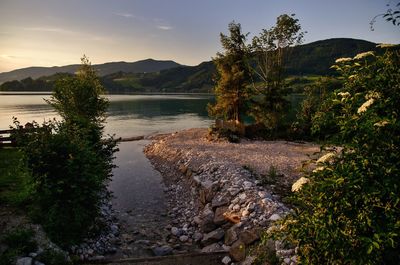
[144,128,320,264]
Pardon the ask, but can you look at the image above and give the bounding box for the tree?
[15,56,117,245]
[208,21,251,124]
[249,14,305,134]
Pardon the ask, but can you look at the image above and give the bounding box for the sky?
[0,0,399,73]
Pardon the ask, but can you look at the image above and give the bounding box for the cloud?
[157,25,173,30]
[22,27,77,35]
[0,54,18,59]
[113,12,134,18]
[20,26,114,43]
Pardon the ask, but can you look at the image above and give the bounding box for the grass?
[0,228,38,265]
[0,148,31,206]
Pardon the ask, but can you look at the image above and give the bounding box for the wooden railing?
[0,129,16,147]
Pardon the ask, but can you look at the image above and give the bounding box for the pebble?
[222,255,232,264]
[179,235,189,242]
[269,213,281,221]
[233,204,241,211]
[171,227,179,236]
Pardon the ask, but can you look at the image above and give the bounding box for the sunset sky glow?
[0,0,399,72]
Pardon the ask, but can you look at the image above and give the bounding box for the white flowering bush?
[275,50,400,264]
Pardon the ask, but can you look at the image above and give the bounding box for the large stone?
[200,206,217,232]
[193,232,203,242]
[152,245,173,256]
[213,206,228,225]
[211,195,230,209]
[224,227,238,246]
[229,240,246,261]
[179,163,188,174]
[239,230,259,245]
[201,228,225,246]
[201,243,224,253]
[199,181,219,204]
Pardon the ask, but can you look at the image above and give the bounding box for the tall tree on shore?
[208,21,251,124]
[250,14,305,133]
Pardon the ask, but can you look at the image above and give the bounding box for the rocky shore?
[144,128,320,265]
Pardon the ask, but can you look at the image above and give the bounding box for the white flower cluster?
[335,57,353,63]
[337,92,350,98]
[312,166,325,173]
[316,152,336,164]
[365,91,381,100]
[291,177,310,192]
[357,91,381,114]
[357,98,375,114]
[353,51,375,60]
[374,120,389,127]
[376,43,397,48]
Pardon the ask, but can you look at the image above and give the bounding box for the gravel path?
[151,128,319,189]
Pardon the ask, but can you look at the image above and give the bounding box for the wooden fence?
[0,129,16,147]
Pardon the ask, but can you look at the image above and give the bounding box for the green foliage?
[208,21,252,124]
[14,56,117,246]
[0,228,37,265]
[293,77,341,139]
[275,51,400,264]
[0,148,31,205]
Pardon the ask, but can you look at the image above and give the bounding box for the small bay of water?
[0,94,213,256]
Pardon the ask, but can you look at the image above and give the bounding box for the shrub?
[13,57,117,246]
[274,50,400,264]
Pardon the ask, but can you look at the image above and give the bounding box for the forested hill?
[0,59,182,84]
[100,38,385,93]
[1,38,397,93]
[285,38,378,75]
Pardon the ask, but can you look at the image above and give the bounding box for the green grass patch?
[0,148,31,206]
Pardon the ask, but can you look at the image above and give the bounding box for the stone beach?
[144,128,320,264]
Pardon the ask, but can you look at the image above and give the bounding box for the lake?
[0,94,213,136]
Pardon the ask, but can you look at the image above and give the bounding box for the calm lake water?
[0,94,213,136]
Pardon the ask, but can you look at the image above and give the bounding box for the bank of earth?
[144,128,320,264]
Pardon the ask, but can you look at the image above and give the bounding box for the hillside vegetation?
[0,38,396,93]
[0,59,181,84]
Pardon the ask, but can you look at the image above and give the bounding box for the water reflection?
[0,94,214,136]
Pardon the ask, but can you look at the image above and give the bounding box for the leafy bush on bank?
[274,51,400,264]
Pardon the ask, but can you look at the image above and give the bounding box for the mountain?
[0,59,182,84]
[1,38,398,93]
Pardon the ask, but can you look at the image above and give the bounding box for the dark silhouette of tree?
[370,1,400,30]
